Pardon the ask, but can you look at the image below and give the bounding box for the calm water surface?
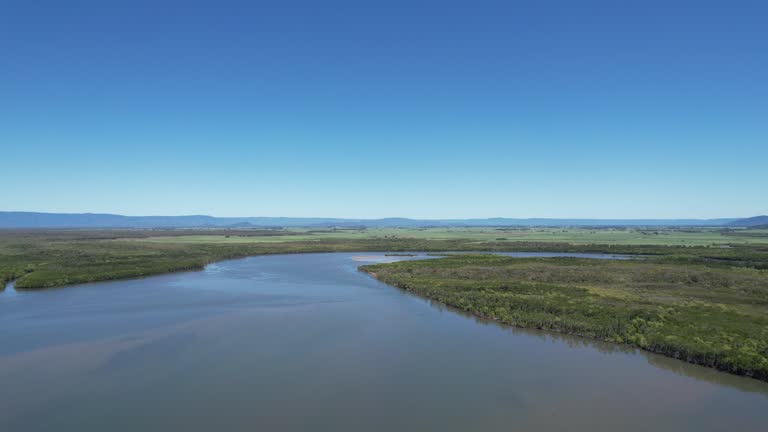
[1,253,766,431]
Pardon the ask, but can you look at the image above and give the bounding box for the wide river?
[1,253,767,431]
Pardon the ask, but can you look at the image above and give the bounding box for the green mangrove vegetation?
[361,254,768,381]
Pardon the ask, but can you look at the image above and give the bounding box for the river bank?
[360,254,768,382]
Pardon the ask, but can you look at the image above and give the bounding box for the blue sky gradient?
[2,1,766,218]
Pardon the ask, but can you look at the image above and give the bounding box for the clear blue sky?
[2,0,766,219]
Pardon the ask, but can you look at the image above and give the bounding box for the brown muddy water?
[1,253,766,431]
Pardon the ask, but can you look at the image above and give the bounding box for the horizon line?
[1,210,762,221]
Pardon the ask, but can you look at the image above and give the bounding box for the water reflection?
[412,283,768,398]
[1,280,16,296]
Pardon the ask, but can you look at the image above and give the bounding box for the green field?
[135,227,768,246]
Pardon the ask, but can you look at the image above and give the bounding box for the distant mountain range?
[725,215,768,227]
[0,211,764,229]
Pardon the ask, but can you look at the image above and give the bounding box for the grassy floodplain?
[135,226,768,246]
[2,226,768,289]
